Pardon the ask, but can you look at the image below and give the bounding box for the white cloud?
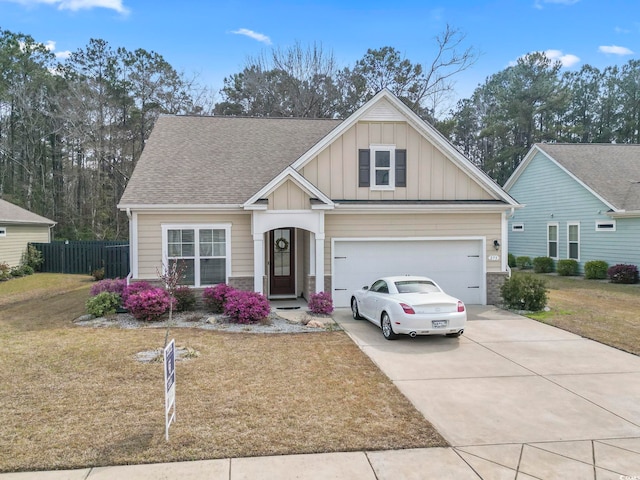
[544,49,580,67]
[509,50,580,68]
[614,26,631,34]
[5,0,129,14]
[599,45,634,55]
[534,0,580,8]
[231,28,272,45]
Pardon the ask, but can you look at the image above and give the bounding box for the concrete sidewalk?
[3,306,640,479]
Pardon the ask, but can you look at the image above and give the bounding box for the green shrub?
[500,274,548,311]
[91,267,105,281]
[533,256,554,273]
[174,286,196,312]
[508,253,516,268]
[10,265,26,277]
[0,262,11,281]
[22,245,44,270]
[516,256,532,270]
[557,259,579,276]
[86,292,121,317]
[584,260,608,280]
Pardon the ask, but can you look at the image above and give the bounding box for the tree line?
[1,26,638,240]
[441,52,640,184]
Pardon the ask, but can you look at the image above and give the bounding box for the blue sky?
[1,0,638,108]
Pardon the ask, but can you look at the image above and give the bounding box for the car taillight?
[457,301,465,312]
[400,303,415,314]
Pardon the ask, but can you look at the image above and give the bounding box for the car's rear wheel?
[351,297,363,320]
[381,312,398,340]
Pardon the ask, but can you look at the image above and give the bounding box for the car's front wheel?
[351,297,363,320]
[381,312,398,340]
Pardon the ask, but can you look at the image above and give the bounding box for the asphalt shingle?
[119,116,342,206]
[537,143,640,211]
[0,199,55,225]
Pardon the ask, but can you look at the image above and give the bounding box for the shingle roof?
[0,199,56,225]
[119,116,342,206]
[536,143,640,211]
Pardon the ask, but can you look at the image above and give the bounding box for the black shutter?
[395,149,406,187]
[358,149,370,187]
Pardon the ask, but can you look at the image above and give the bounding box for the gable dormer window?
[358,146,406,190]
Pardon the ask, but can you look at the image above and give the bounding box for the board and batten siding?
[0,224,50,267]
[300,121,495,201]
[135,212,253,279]
[323,212,502,274]
[507,151,640,270]
[267,179,311,210]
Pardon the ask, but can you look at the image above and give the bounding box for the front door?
[270,228,295,296]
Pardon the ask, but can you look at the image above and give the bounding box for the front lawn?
[0,274,445,473]
[524,273,640,355]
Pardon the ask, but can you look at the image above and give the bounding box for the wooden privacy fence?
[30,241,130,279]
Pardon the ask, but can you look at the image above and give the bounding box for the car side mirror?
[363,286,369,290]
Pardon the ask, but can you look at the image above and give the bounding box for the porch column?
[315,233,325,293]
[253,233,265,294]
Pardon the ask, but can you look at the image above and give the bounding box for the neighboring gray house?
[0,199,56,267]
[504,143,640,272]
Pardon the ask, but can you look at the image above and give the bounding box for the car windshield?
[394,280,440,294]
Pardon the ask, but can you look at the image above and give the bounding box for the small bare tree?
[156,261,187,348]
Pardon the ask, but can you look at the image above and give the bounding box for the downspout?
[126,208,133,285]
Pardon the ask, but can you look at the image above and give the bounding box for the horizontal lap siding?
[508,152,640,270]
[0,225,50,267]
[324,212,502,274]
[136,212,253,279]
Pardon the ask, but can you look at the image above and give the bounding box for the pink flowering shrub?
[121,281,154,304]
[223,290,270,324]
[124,287,171,322]
[89,278,127,297]
[308,291,334,315]
[203,283,235,313]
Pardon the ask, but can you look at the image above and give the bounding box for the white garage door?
[332,239,484,307]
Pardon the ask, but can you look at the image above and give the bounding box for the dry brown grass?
[0,274,445,473]
[525,273,640,355]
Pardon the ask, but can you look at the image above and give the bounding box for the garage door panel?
[333,240,484,307]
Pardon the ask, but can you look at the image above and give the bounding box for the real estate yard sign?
[164,339,176,441]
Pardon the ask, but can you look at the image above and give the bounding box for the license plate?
[432,320,447,328]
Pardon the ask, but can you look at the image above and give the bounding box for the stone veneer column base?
[486,272,508,305]
[228,276,255,292]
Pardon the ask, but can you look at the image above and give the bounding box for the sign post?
[164,339,176,441]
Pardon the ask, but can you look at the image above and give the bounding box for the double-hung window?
[371,146,395,189]
[568,222,580,260]
[358,146,406,190]
[547,223,558,259]
[162,224,230,287]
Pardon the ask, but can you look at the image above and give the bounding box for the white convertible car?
[350,275,466,340]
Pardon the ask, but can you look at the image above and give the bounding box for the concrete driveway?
[336,305,640,479]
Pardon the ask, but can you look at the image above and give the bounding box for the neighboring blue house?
[504,143,640,273]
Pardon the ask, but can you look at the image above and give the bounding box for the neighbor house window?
[547,223,558,259]
[596,220,616,232]
[568,222,580,260]
[0,227,6,237]
[162,224,231,287]
[512,223,524,232]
